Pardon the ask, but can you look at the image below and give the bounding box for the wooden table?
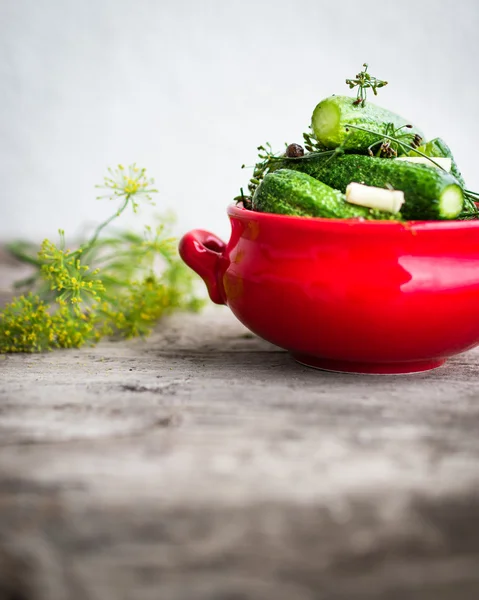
[1,254,479,599]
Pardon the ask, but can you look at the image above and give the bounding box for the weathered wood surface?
[1,254,479,600]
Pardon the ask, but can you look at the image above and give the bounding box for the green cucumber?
[252,169,398,220]
[279,154,463,220]
[408,137,465,187]
[311,95,424,155]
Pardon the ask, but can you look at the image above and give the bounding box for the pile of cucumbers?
[252,95,467,221]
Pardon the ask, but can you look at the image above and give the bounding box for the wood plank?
[1,259,479,599]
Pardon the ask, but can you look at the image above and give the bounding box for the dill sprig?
[302,128,325,153]
[1,165,203,353]
[235,143,284,205]
[346,63,388,107]
[246,143,278,197]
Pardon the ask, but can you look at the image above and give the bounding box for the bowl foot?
[292,354,446,375]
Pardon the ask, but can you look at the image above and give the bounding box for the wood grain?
[1,258,479,600]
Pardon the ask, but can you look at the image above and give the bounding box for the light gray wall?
[1,0,478,243]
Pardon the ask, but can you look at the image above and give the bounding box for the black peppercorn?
[285,143,304,158]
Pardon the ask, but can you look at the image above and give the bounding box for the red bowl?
[179,205,479,374]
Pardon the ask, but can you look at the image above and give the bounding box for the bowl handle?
[179,229,227,305]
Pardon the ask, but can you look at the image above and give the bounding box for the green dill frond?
[1,164,203,353]
[236,143,285,205]
[100,266,203,340]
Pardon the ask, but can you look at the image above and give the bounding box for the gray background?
[1,0,478,242]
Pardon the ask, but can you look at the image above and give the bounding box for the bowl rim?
[228,203,479,233]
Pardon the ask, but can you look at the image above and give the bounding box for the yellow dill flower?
[38,237,105,311]
[0,294,101,353]
[96,163,157,208]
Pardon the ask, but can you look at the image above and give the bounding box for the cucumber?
[279,154,463,220]
[252,169,398,220]
[408,137,465,187]
[311,95,424,155]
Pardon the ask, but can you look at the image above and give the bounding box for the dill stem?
[344,124,447,172]
[81,195,131,258]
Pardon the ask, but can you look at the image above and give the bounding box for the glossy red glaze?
[179,205,479,374]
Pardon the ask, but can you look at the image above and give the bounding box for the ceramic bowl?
[179,205,479,374]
